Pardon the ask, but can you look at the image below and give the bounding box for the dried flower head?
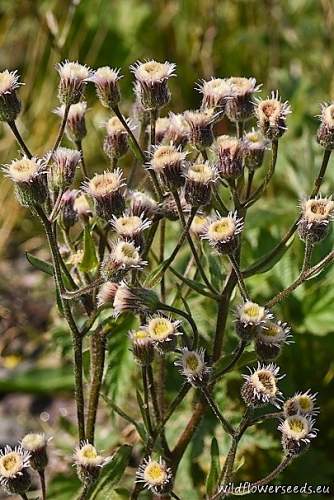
[184,162,218,207]
[175,348,210,387]
[131,59,175,110]
[97,281,119,307]
[202,212,243,255]
[103,116,131,159]
[0,70,22,122]
[255,91,291,140]
[130,190,158,219]
[101,240,147,282]
[74,441,109,485]
[225,77,260,122]
[49,147,81,191]
[298,195,334,244]
[279,415,318,456]
[184,109,215,148]
[21,433,48,472]
[159,192,190,220]
[55,101,87,143]
[283,390,319,418]
[110,212,151,249]
[56,60,91,105]
[317,102,334,149]
[150,144,186,189]
[190,213,209,237]
[113,283,159,316]
[236,301,272,341]
[84,169,126,219]
[90,66,122,108]
[3,156,47,207]
[0,445,31,495]
[146,314,181,352]
[165,113,190,148]
[215,135,243,179]
[129,329,154,365]
[255,320,292,361]
[241,362,284,408]
[242,129,269,170]
[136,457,173,495]
[197,77,232,111]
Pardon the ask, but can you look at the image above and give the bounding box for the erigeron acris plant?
[1,57,333,499]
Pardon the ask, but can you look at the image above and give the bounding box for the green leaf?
[0,367,73,394]
[79,226,98,272]
[206,437,220,496]
[244,233,295,277]
[213,349,257,377]
[90,445,132,499]
[26,252,53,275]
[143,260,166,287]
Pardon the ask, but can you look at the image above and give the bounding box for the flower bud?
[153,117,170,144]
[202,212,243,255]
[242,129,269,170]
[100,240,147,282]
[255,91,291,140]
[184,109,215,148]
[0,70,21,122]
[49,147,81,191]
[175,348,211,387]
[197,77,232,112]
[255,320,292,361]
[136,457,173,496]
[165,113,190,148]
[129,329,155,365]
[190,214,209,237]
[59,190,79,230]
[21,433,48,472]
[241,362,284,408]
[225,77,260,122]
[129,190,158,219]
[214,135,243,179]
[283,390,319,418]
[110,212,151,249]
[90,66,122,108]
[317,103,334,149]
[131,60,176,110]
[73,192,91,219]
[56,61,91,106]
[113,283,159,317]
[3,156,47,207]
[103,116,131,159]
[74,441,109,486]
[84,169,126,220]
[145,314,182,352]
[0,445,31,496]
[97,282,119,307]
[235,301,272,341]
[297,196,334,244]
[55,102,87,143]
[150,144,186,190]
[278,415,317,456]
[184,162,218,207]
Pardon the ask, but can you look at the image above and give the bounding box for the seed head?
[236,301,272,341]
[131,59,176,110]
[150,144,186,189]
[184,109,215,148]
[3,156,47,207]
[190,214,209,237]
[89,66,122,108]
[317,103,334,149]
[97,282,119,307]
[129,190,158,219]
[298,195,334,244]
[103,116,132,159]
[283,390,319,418]
[241,362,284,408]
[0,70,22,122]
[214,135,243,179]
[278,415,317,456]
[56,60,91,105]
[74,441,109,486]
[100,240,147,282]
[0,445,31,495]
[146,314,182,352]
[242,129,269,170]
[21,433,49,472]
[175,348,210,387]
[113,283,159,317]
[110,212,151,249]
[83,169,126,220]
[55,101,87,143]
[136,457,173,496]
[254,91,291,140]
[202,211,243,255]
[225,77,260,122]
[184,162,218,207]
[255,319,292,361]
[197,77,232,111]
[165,113,190,148]
[129,329,155,366]
[49,147,81,191]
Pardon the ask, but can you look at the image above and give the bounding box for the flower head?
[202,212,243,255]
[298,195,334,244]
[129,329,154,365]
[55,101,87,142]
[184,162,218,207]
[317,102,334,149]
[89,66,122,108]
[129,190,158,219]
[101,240,147,282]
[165,113,190,148]
[197,77,232,111]
[73,192,91,218]
[283,390,319,418]
[21,433,49,471]
[0,445,31,495]
[242,129,269,170]
[154,117,171,144]
[49,147,81,191]
[175,348,210,386]
[131,59,175,110]
[3,156,47,207]
[214,135,243,179]
[255,319,292,361]
[56,60,92,105]
[225,77,260,122]
[184,109,215,148]
[136,457,173,495]
[150,144,186,189]
[278,415,318,456]
[241,362,284,408]
[74,441,109,485]
[146,314,182,352]
[110,212,151,249]
[236,301,272,341]
[254,91,291,140]
[103,116,132,159]
[83,169,126,219]
[113,283,159,317]
[97,282,119,307]
[0,69,22,122]
[59,190,79,230]
[190,214,209,237]
[159,192,191,221]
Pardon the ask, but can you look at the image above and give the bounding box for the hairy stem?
[8,120,32,158]
[86,329,106,444]
[39,470,47,500]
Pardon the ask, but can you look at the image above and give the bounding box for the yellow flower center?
[81,445,98,459]
[209,218,235,240]
[90,173,119,195]
[297,396,312,411]
[149,318,173,340]
[144,461,167,485]
[288,418,306,434]
[259,100,281,120]
[106,117,125,134]
[9,159,39,182]
[2,455,18,472]
[263,321,280,337]
[133,330,149,341]
[117,216,141,234]
[188,163,213,183]
[255,370,276,396]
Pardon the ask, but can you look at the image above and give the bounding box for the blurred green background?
[0,0,334,498]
